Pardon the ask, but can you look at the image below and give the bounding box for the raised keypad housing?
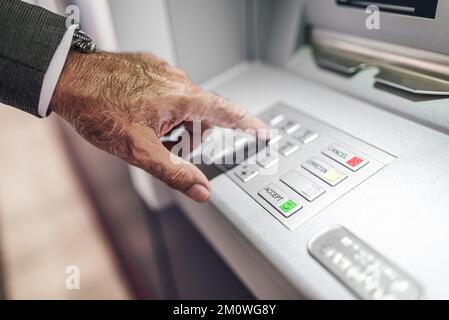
[220,103,396,230]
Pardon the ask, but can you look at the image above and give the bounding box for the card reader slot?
[375,66,449,96]
[312,29,449,97]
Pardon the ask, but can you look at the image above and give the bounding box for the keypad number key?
[294,129,319,145]
[278,141,299,157]
[234,165,259,183]
[281,170,326,202]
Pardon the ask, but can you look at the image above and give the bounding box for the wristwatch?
[71,26,97,54]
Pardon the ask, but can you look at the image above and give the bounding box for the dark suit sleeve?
[0,0,68,117]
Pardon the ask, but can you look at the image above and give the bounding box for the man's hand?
[50,51,267,202]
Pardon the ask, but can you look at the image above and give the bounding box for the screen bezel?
[304,0,449,56]
[336,0,439,19]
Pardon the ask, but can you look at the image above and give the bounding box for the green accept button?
[280,199,297,213]
[258,184,302,217]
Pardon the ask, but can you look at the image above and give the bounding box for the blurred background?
[0,0,260,299]
[0,104,129,299]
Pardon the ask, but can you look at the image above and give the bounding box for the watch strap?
[71,26,96,54]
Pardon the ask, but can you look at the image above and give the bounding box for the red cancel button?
[323,144,369,172]
[346,156,364,168]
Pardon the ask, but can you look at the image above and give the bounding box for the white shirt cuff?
[38,24,78,117]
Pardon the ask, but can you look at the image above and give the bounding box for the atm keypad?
[224,103,395,230]
[256,151,280,169]
[267,134,283,145]
[301,157,347,187]
[233,134,248,148]
[234,165,259,183]
[280,170,325,202]
[294,129,319,145]
[269,114,285,126]
[278,141,299,157]
[277,120,301,134]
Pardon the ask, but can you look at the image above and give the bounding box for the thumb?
[129,126,211,202]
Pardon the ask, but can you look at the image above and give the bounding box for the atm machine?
[121,0,449,299]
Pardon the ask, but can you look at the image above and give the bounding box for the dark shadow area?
[56,119,253,300]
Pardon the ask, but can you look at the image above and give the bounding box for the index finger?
[186,92,270,140]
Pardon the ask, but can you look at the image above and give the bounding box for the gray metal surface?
[167,0,247,83]
[288,48,449,135]
[262,1,449,134]
[223,103,394,230]
[173,63,449,299]
[119,0,449,299]
[306,0,449,56]
[261,0,305,65]
[310,30,449,96]
[106,0,176,61]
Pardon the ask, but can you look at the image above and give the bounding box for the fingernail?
[186,184,210,202]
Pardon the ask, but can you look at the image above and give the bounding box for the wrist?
[49,50,84,116]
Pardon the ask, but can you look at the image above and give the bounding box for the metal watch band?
[71,26,97,54]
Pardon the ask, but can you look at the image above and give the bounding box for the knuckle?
[172,96,192,115]
[187,83,202,94]
[213,96,247,125]
[176,68,189,79]
[209,94,224,111]
[231,105,247,121]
